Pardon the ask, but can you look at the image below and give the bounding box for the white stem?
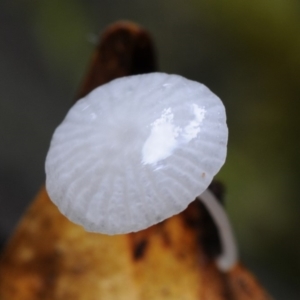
[197,189,238,272]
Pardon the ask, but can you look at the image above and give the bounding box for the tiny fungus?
[46,73,237,270]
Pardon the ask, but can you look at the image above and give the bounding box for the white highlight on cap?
[142,105,206,165]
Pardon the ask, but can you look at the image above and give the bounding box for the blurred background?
[0,0,299,298]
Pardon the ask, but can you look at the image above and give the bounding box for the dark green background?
[0,1,299,298]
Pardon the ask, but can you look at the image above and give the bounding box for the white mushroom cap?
[45,73,228,235]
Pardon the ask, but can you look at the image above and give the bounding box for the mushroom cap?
[45,73,228,235]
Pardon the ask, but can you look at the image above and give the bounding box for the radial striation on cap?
[45,73,228,235]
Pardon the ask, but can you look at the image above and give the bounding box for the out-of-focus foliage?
[30,0,93,85]
[187,0,300,280]
[0,0,299,298]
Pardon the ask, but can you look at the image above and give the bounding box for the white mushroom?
[45,72,237,270]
